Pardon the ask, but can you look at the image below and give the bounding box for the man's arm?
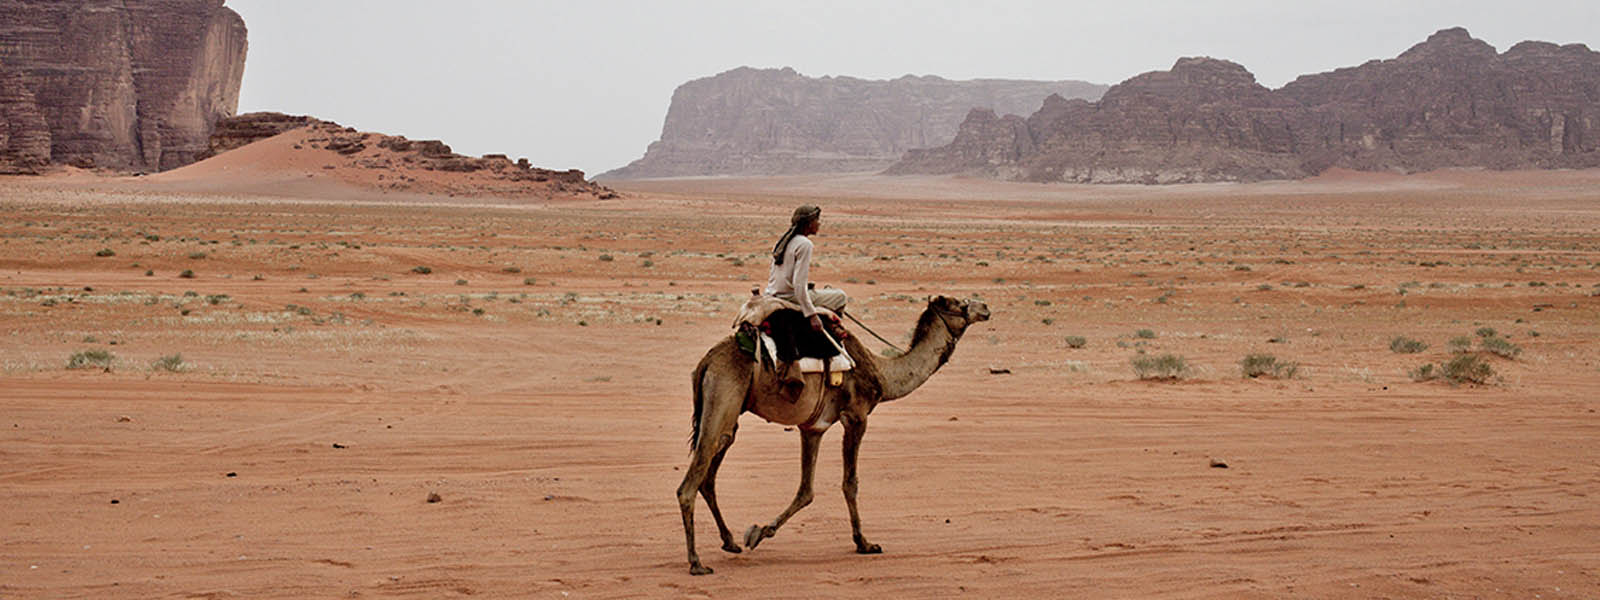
[790,239,816,316]
[790,239,823,331]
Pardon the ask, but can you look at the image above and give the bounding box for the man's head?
[791,205,821,235]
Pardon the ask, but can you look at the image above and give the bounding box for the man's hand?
[808,314,824,333]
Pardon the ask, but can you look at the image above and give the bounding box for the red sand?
[1,168,1597,598]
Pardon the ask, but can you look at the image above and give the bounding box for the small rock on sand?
[426,492,442,503]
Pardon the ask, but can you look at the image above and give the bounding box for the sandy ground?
[1,169,1598,598]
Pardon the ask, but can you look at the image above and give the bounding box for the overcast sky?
[230,0,1599,176]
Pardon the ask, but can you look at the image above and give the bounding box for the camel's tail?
[688,356,709,452]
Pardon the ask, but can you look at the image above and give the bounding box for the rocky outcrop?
[0,0,247,173]
[195,114,617,198]
[199,112,317,159]
[601,67,1106,179]
[890,28,1600,183]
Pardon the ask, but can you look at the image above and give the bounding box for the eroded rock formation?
[890,28,1600,183]
[0,0,247,173]
[602,67,1106,179]
[199,113,617,198]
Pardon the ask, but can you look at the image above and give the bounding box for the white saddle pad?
[760,331,854,373]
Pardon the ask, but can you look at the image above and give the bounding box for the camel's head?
[930,295,991,326]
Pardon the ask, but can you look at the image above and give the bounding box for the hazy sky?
[231,0,1598,175]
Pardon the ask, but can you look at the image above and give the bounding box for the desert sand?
[2,166,1598,598]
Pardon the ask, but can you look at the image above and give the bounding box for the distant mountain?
[600,67,1106,179]
[889,28,1600,183]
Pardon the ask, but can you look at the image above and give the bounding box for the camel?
[676,295,991,575]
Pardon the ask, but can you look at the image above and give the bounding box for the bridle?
[931,305,966,335]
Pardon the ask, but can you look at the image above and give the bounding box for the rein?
[843,306,964,357]
[841,310,907,355]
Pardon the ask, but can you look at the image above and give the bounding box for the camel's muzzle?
[967,301,991,322]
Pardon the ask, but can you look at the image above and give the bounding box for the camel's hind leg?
[745,428,823,550]
[841,414,881,554]
[677,376,744,575]
[700,427,743,554]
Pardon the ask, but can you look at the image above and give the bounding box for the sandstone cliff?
[0,0,247,173]
[601,67,1106,179]
[890,28,1600,183]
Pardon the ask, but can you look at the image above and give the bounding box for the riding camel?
[676,295,991,575]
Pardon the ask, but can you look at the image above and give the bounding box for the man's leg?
[810,287,849,313]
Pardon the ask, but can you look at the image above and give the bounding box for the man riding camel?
[765,205,847,331]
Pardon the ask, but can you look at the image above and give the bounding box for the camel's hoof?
[856,543,883,554]
[689,563,713,576]
[721,540,743,554]
[744,524,770,549]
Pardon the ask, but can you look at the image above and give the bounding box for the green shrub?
[1442,354,1494,384]
[1240,354,1299,379]
[523,277,537,286]
[1412,354,1495,385]
[188,251,207,260]
[501,266,521,273]
[178,269,195,279]
[1474,327,1497,338]
[95,248,116,257]
[598,254,614,262]
[1447,336,1473,353]
[1132,354,1188,380]
[412,265,432,274]
[1134,329,1157,339]
[151,354,186,372]
[1479,336,1522,359]
[1389,336,1428,354]
[1064,336,1087,349]
[67,349,114,370]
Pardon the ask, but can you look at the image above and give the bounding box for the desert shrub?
[412,265,432,274]
[454,279,468,286]
[67,349,114,370]
[1064,335,1087,349]
[1442,354,1494,384]
[1240,354,1299,379]
[501,266,521,273]
[1479,336,1522,359]
[188,251,207,260]
[1134,329,1157,339]
[1412,354,1495,385]
[523,277,537,286]
[1447,336,1473,353]
[1389,336,1428,354]
[95,248,116,257]
[1132,354,1188,380]
[151,354,186,372]
[598,254,614,262]
[205,294,229,305]
[178,269,195,279]
[1474,327,1497,338]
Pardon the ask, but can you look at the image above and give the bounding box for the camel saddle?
[734,296,854,430]
[733,296,855,376]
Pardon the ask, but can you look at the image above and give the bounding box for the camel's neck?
[878,309,963,401]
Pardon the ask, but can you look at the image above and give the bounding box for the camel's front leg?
[841,415,881,554]
[700,429,743,554]
[745,429,823,549]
